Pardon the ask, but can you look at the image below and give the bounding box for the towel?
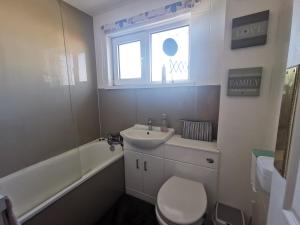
[182,120,213,142]
[3,197,20,225]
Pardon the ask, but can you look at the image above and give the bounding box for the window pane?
[151,26,189,83]
[118,41,142,79]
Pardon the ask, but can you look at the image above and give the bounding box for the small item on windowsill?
[181,119,213,142]
[161,113,168,132]
[162,65,166,84]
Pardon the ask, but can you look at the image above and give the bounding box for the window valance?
[101,0,201,34]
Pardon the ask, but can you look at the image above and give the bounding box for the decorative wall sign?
[227,67,262,96]
[231,10,269,49]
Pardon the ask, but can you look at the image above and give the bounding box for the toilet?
[156,176,207,225]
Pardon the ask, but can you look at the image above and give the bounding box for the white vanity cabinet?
[142,154,164,197]
[124,148,164,203]
[123,135,219,206]
[124,150,143,193]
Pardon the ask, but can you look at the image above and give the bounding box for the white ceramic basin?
[120,124,174,149]
[256,156,274,193]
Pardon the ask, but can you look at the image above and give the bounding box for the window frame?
[149,23,191,85]
[111,32,148,85]
[109,18,191,87]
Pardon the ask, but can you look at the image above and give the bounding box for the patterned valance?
[101,0,201,34]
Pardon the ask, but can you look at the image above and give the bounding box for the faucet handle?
[147,118,153,131]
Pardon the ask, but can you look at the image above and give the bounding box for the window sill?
[99,82,207,90]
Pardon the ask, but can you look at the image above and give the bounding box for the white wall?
[93,0,226,88]
[217,0,292,219]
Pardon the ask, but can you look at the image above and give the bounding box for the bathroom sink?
[120,124,174,149]
[256,156,274,193]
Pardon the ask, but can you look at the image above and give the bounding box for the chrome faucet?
[147,118,153,131]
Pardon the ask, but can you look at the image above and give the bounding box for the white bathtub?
[0,140,123,224]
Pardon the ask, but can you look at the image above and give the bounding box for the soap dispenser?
[160,113,168,132]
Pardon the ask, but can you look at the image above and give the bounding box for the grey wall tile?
[0,1,99,177]
[0,0,76,177]
[61,2,100,145]
[136,87,198,133]
[99,89,137,137]
[197,86,221,139]
[197,86,221,120]
[99,85,220,139]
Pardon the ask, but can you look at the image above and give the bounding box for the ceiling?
[63,0,135,16]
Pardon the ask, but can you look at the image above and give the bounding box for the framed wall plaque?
[227,67,262,96]
[231,10,269,49]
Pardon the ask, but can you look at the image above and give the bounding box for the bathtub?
[0,140,124,224]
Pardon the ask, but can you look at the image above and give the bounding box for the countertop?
[166,135,219,153]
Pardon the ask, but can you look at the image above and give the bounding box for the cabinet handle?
[206,158,214,164]
[136,159,139,169]
[144,161,147,171]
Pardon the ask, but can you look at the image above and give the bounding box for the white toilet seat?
[156,176,207,225]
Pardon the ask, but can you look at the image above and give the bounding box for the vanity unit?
[121,125,220,209]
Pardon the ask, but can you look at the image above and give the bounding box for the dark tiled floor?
[96,194,158,225]
[96,194,213,225]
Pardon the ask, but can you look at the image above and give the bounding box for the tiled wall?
[0,1,99,177]
[98,85,220,139]
[61,3,100,145]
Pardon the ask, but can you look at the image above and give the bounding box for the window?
[118,41,142,79]
[111,22,190,86]
[151,26,189,83]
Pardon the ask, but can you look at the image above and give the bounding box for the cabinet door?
[142,154,164,198]
[124,150,143,193]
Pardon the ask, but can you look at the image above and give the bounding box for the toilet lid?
[157,176,207,225]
